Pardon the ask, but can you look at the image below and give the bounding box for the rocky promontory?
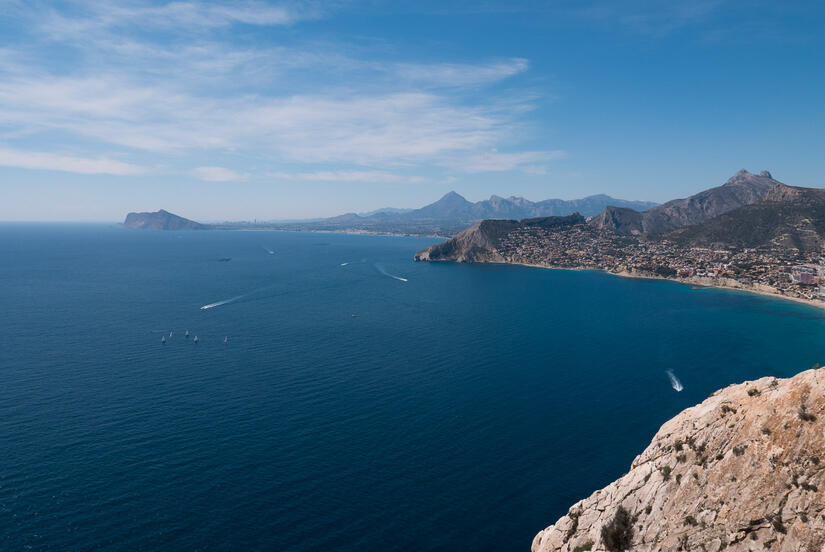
[123,209,210,230]
[532,367,825,552]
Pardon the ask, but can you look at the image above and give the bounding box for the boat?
[185,330,190,338]
[193,336,199,343]
[169,330,173,338]
[161,336,166,344]
[224,336,229,343]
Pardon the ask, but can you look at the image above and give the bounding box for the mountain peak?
[440,191,466,201]
[724,168,777,187]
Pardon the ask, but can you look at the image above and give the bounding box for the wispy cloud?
[0,0,562,181]
[270,170,425,183]
[192,166,247,181]
[563,0,725,36]
[446,149,567,173]
[0,148,146,175]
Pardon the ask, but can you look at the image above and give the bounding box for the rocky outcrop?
[532,368,825,552]
[123,209,210,230]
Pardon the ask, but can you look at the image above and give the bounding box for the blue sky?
[1,0,824,221]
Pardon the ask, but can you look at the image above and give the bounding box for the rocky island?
[416,170,825,307]
[123,209,210,230]
[532,366,825,551]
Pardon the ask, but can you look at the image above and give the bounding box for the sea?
[3,223,825,551]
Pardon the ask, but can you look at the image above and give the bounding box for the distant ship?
[185,330,190,338]
[193,336,199,344]
[161,336,166,344]
[224,336,229,343]
[169,330,173,338]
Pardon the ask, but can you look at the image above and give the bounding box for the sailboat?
[161,336,166,344]
[224,336,229,343]
[185,330,190,338]
[193,335,199,344]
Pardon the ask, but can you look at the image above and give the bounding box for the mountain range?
[276,192,657,235]
[416,169,825,261]
[122,192,658,236]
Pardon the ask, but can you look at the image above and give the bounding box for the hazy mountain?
[591,169,780,235]
[124,209,210,230]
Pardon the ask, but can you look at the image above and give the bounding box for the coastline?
[471,259,825,312]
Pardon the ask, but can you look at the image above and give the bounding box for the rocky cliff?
[123,209,210,230]
[532,367,825,552]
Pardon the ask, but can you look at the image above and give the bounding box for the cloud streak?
[0,148,146,175]
[0,0,563,180]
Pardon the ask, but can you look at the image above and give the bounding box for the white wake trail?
[666,370,684,392]
[375,263,408,282]
[200,294,247,310]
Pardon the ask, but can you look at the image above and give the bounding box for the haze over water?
[3,224,825,551]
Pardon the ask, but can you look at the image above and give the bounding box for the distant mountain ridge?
[415,169,825,261]
[123,209,210,230]
[590,169,781,235]
[277,192,657,235]
[123,193,656,235]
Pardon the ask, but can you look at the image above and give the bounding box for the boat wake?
[375,263,408,282]
[666,370,684,392]
[201,294,248,310]
[340,262,350,266]
[262,246,275,255]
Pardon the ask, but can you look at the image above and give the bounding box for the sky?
[0,0,824,221]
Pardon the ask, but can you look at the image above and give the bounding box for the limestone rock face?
[532,368,825,552]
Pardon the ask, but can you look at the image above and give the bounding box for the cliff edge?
[533,368,825,552]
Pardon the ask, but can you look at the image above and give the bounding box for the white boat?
[161,336,166,344]
[185,330,190,338]
[193,336,199,344]
[224,336,229,343]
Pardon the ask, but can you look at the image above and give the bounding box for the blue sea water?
[2,224,825,551]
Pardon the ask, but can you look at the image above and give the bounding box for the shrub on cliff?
[600,506,633,552]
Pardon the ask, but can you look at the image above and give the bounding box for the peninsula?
[416,170,825,307]
[532,366,825,551]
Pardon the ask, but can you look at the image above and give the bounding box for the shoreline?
[478,259,825,312]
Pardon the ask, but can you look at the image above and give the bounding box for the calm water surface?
[2,224,824,551]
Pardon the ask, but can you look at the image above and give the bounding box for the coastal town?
[495,223,825,305]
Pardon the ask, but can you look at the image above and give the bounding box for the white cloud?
[192,166,246,181]
[39,1,318,39]
[0,148,146,175]
[393,58,529,88]
[0,1,561,180]
[270,170,425,183]
[447,149,567,173]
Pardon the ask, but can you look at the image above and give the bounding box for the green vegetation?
[600,506,633,552]
[572,542,593,552]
